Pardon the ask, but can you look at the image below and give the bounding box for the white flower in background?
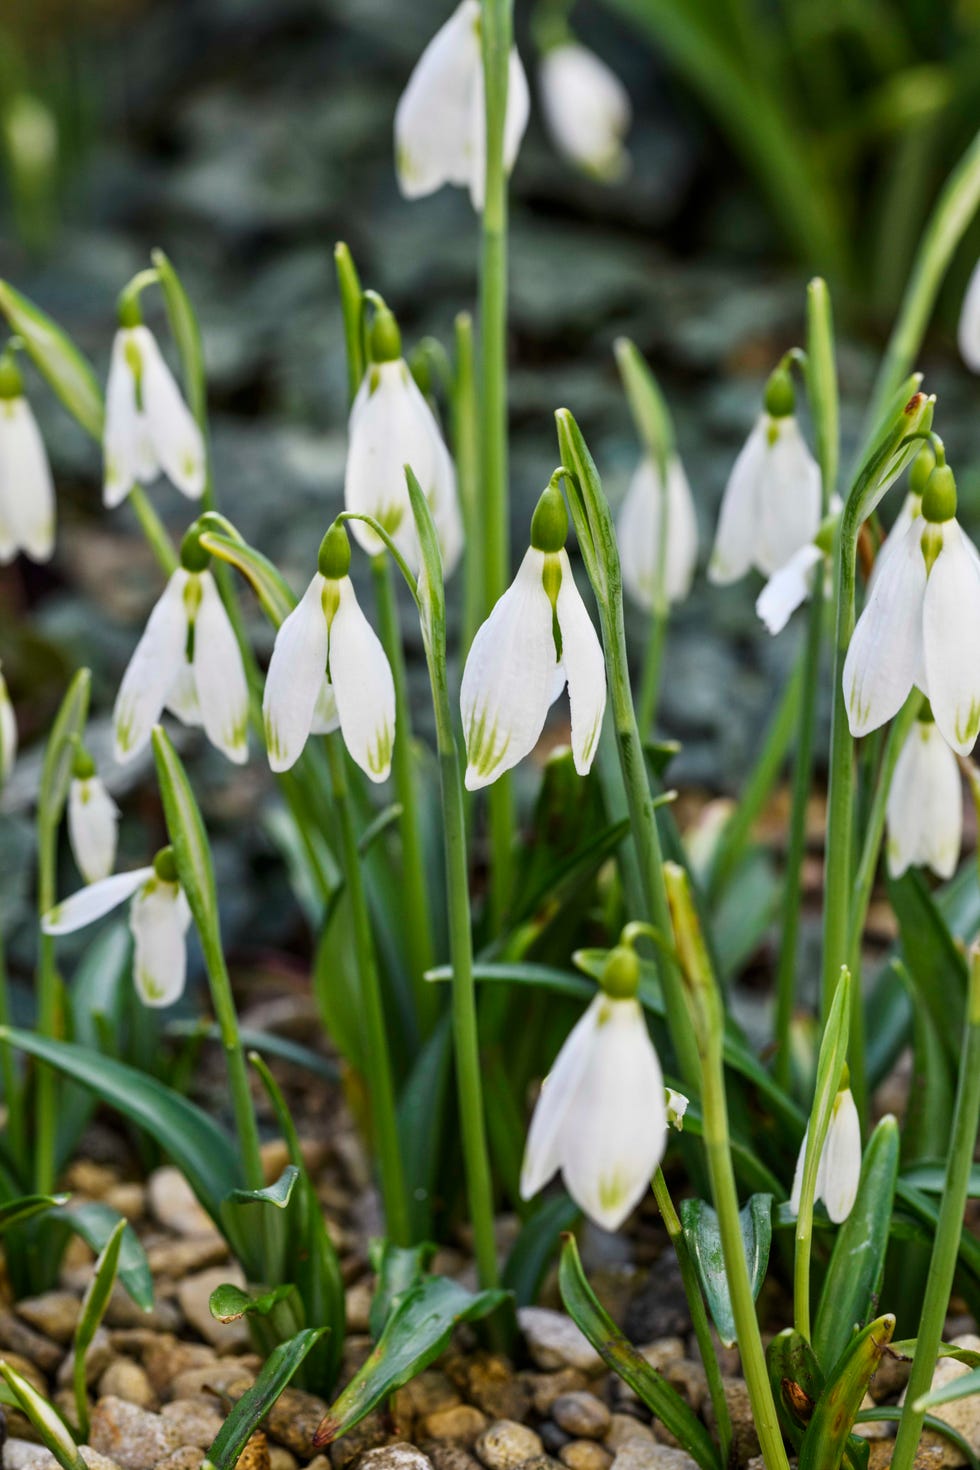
[709,368,821,585]
[113,536,248,765]
[395,0,530,211]
[0,351,55,564]
[103,318,205,509]
[68,750,120,884]
[958,258,980,373]
[0,665,16,786]
[521,943,666,1231]
[617,454,698,609]
[345,310,463,576]
[263,524,395,782]
[666,1088,689,1131]
[789,1084,861,1225]
[461,484,606,790]
[539,41,631,181]
[42,851,191,1007]
[886,713,962,879]
[843,461,980,755]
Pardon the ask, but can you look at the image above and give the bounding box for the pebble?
[168,1363,255,1401]
[539,1426,570,1456]
[327,1409,390,1470]
[446,1355,531,1423]
[147,1237,229,1278]
[63,1160,120,1198]
[103,1183,146,1222]
[58,1327,114,1388]
[147,1168,215,1239]
[357,1447,434,1470]
[867,1445,945,1469]
[526,1371,591,1417]
[262,1386,332,1457]
[423,1407,489,1444]
[423,1446,482,1470]
[141,1338,219,1397]
[99,1359,157,1408]
[154,1451,204,1470]
[4,1441,121,1470]
[559,1445,613,1470]
[610,1447,700,1470]
[269,1449,298,1470]
[518,1310,603,1375]
[663,1363,706,1415]
[898,1333,980,1466]
[89,1398,184,1470]
[16,1291,82,1343]
[0,1309,64,1372]
[236,1432,272,1470]
[176,1266,250,1351]
[475,1420,544,1470]
[551,1394,611,1441]
[605,1417,655,1452]
[345,1279,373,1333]
[392,1370,462,1423]
[703,1378,759,1464]
[104,1284,181,1333]
[161,1397,226,1448]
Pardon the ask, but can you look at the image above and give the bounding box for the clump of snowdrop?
[263,522,395,782]
[345,305,462,576]
[0,663,15,786]
[617,452,698,609]
[460,479,606,790]
[394,0,529,211]
[844,452,980,754]
[42,846,191,1007]
[886,707,962,879]
[538,37,631,181]
[709,364,821,584]
[113,524,249,765]
[103,294,205,509]
[789,1078,861,1224]
[68,745,120,885]
[0,347,55,564]
[520,938,667,1230]
[958,258,980,373]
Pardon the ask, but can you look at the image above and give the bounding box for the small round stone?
[423,1406,488,1444]
[551,1394,611,1441]
[559,1444,613,1470]
[475,1420,544,1470]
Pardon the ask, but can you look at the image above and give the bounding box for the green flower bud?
[764,365,795,419]
[117,287,143,330]
[71,742,96,780]
[180,524,211,573]
[600,944,640,1000]
[921,463,957,524]
[530,482,568,553]
[0,349,23,401]
[318,521,352,581]
[153,846,178,883]
[369,308,402,365]
[908,443,936,499]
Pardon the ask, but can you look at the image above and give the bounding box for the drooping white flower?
[68,757,120,885]
[617,454,698,609]
[789,1085,861,1225]
[886,715,962,879]
[103,322,205,509]
[395,0,530,211]
[345,315,463,576]
[0,664,16,787]
[520,991,667,1231]
[42,853,191,1007]
[0,353,55,564]
[958,258,980,374]
[755,543,824,635]
[539,41,631,181]
[843,463,980,756]
[461,485,606,790]
[263,524,395,782]
[113,546,249,766]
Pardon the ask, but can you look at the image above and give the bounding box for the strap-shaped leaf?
[56,1200,154,1313]
[369,1241,436,1341]
[799,1314,895,1470]
[198,524,296,627]
[73,1218,126,1439]
[0,1193,68,1235]
[209,1282,298,1324]
[203,1327,328,1470]
[0,280,104,438]
[0,1360,87,1470]
[39,669,91,839]
[152,249,207,424]
[680,1195,773,1349]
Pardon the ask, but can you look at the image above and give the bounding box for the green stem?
[651,1168,733,1464]
[454,313,483,656]
[33,826,59,1195]
[637,603,668,740]
[325,736,411,1246]
[193,916,264,1196]
[129,486,178,574]
[0,919,25,1175]
[891,949,980,1470]
[371,554,437,1032]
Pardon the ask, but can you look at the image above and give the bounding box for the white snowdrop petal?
[104,329,153,509]
[958,259,980,374]
[0,397,55,562]
[192,571,249,763]
[263,574,328,773]
[756,416,822,576]
[136,327,206,499]
[520,996,603,1201]
[345,362,435,567]
[460,547,559,790]
[665,457,700,602]
[394,0,482,200]
[788,1126,808,1218]
[68,776,121,885]
[618,456,697,610]
[886,721,962,880]
[130,880,190,1007]
[310,677,341,735]
[329,578,396,784]
[502,45,531,174]
[842,521,925,737]
[755,543,823,636]
[868,492,919,597]
[165,661,202,727]
[819,1090,862,1224]
[0,671,15,783]
[923,521,980,755]
[709,417,768,584]
[429,409,464,579]
[539,43,631,179]
[42,867,154,935]
[114,571,191,762]
[555,550,606,776]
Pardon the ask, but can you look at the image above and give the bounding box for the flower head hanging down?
[42,847,191,1007]
[843,456,980,756]
[617,453,698,610]
[263,523,395,782]
[789,1081,861,1225]
[68,745,120,885]
[0,665,15,789]
[113,527,249,765]
[521,942,667,1231]
[461,481,606,790]
[886,707,962,880]
[103,295,205,509]
[0,348,55,564]
[709,365,821,585]
[539,40,631,181]
[958,258,980,374]
[395,0,530,211]
[345,307,463,576]
[866,442,935,598]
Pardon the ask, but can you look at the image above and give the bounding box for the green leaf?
[614,337,675,466]
[0,280,104,439]
[893,1340,980,1370]
[813,1115,900,1374]
[203,1327,328,1470]
[220,1167,300,1286]
[209,1282,297,1324]
[198,523,296,627]
[151,249,207,423]
[888,869,966,1064]
[799,1314,896,1470]
[855,1407,979,1470]
[315,1276,510,1447]
[0,1360,87,1470]
[767,1328,824,1447]
[227,1167,299,1210]
[73,1218,126,1439]
[151,727,225,974]
[38,669,91,840]
[0,1194,69,1235]
[56,1200,154,1314]
[166,1021,338,1083]
[557,1234,720,1470]
[369,1242,436,1341]
[503,1193,580,1308]
[679,1195,773,1349]
[334,243,365,403]
[914,1364,980,1412]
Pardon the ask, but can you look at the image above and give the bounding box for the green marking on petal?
[597,1169,628,1215]
[366,722,393,777]
[465,704,512,781]
[954,698,980,749]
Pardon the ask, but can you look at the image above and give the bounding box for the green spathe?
[318,522,352,580]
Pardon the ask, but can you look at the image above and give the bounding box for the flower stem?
[129,485,178,574]
[0,919,24,1175]
[454,313,483,656]
[820,511,858,1027]
[637,603,668,740]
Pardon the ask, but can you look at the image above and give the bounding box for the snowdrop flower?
[67,747,120,885]
[958,258,980,373]
[42,848,191,1007]
[395,0,530,211]
[843,459,980,755]
[789,1083,861,1225]
[666,1088,689,1131]
[709,367,821,585]
[103,300,205,509]
[886,710,962,879]
[617,454,698,609]
[521,942,667,1231]
[0,350,55,564]
[539,41,631,181]
[867,445,934,597]
[345,308,463,576]
[461,482,606,790]
[755,498,841,635]
[0,664,15,787]
[263,523,395,782]
[113,528,249,765]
